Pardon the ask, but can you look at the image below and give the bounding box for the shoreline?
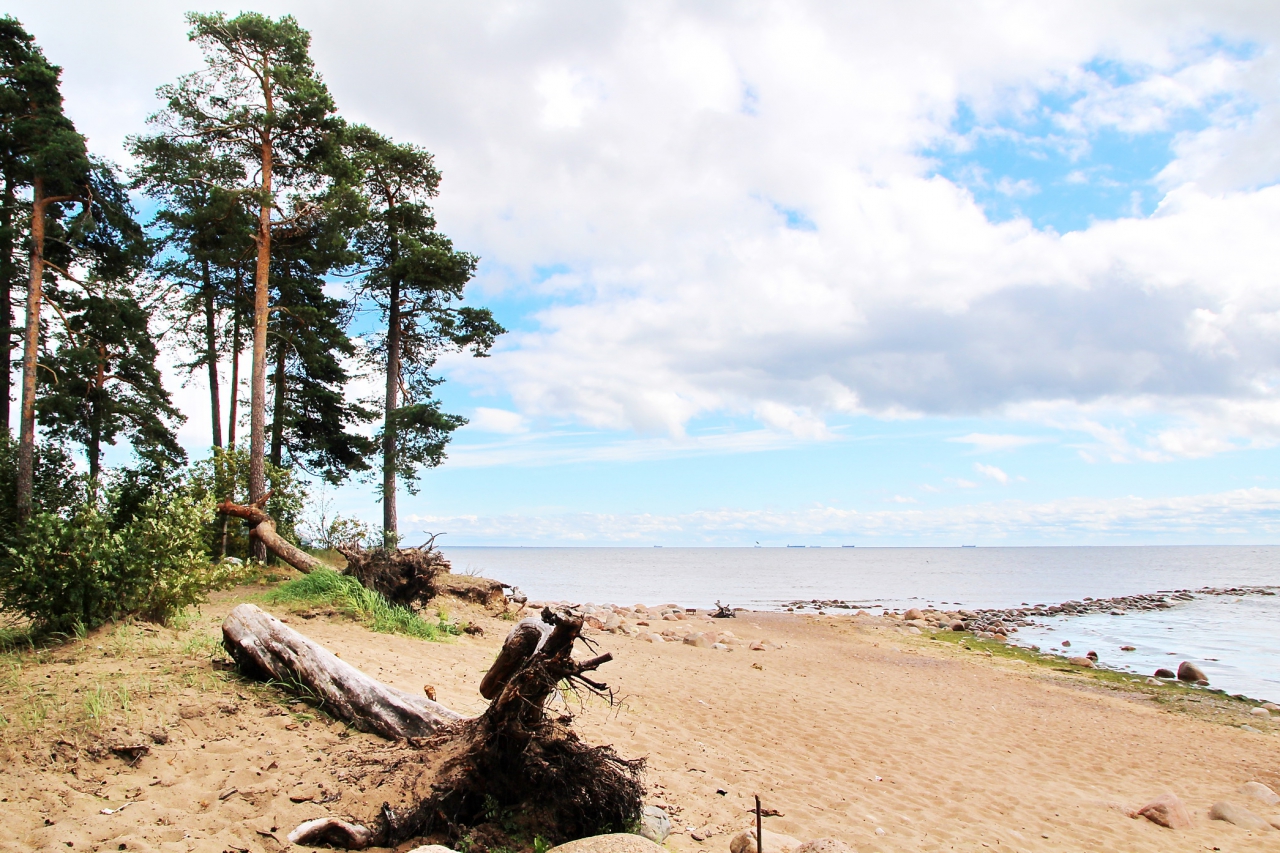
[3,583,1279,853]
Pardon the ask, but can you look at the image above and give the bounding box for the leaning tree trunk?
[216,497,323,573]
[221,603,644,849]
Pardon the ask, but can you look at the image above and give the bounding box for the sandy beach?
[2,585,1279,853]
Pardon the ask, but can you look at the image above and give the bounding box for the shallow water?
[441,545,1280,701]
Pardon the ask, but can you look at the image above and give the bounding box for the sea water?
[441,545,1280,701]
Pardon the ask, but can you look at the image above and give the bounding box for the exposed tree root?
[336,541,452,607]
[222,604,644,850]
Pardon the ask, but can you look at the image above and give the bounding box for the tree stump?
[221,603,644,849]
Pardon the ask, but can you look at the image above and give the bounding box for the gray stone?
[1208,801,1273,831]
[729,829,801,853]
[549,834,666,853]
[1239,782,1280,807]
[639,806,671,844]
[1177,661,1207,683]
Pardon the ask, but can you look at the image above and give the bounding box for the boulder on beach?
[1208,801,1273,831]
[1067,656,1095,668]
[684,632,714,649]
[639,805,672,843]
[1132,792,1193,829]
[1239,782,1280,807]
[548,835,667,853]
[1176,661,1207,684]
[729,828,801,853]
[1154,668,1176,679]
[903,608,924,620]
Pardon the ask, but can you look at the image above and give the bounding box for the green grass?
[266,568,458,641]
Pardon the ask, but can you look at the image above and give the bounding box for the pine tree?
[347,126,503,547]
[266,205,374,483]
[143,12,342,557]
[37,279,184,479]
[129,134,253,450]
[0,16,98,517]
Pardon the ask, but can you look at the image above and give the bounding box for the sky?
[10,1,1280,546]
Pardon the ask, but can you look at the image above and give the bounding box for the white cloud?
[17,1,1280,464]
[407,487,1280,545]
[948,478,979,489]
[466,407,529,434]
[974,462,1010,485]
[948,433,1042,452]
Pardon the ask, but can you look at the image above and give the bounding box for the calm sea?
[441,545,1280,702]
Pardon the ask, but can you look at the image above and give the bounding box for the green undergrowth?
[266,568,459,641]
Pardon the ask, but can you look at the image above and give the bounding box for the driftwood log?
[221,603,643,849]
[222,604,461,738]
[216,498,323,574]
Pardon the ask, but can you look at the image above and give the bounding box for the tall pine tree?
[348,126,503,546]
[129,134,253,450]
[143,12,342,557]
[0,16,97,516]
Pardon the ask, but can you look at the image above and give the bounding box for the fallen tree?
[221,602,644,849]
[216,495,323,574]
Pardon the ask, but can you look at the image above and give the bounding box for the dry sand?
[2,586,1279,853]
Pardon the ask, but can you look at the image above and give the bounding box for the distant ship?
[961,544,976,548]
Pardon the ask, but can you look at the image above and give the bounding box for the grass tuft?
[266,568,458,641]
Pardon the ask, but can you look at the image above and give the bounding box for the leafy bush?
[0,478,243,635]
[267,567,457,641]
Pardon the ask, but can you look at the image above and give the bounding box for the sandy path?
[2,595,1278,852]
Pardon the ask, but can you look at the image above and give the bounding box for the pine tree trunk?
[227,280,241,448]
[248,131,273,563]
[203,260,222,449]
[382,273,400,548]
[0,178,14,433]
[16,177,48,520]
[270,338,285,468]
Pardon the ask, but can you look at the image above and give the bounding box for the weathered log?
[216,499,323,574]
[221,604,461,738]
[478,617,552,699]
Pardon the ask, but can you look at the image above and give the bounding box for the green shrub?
[267,567,457,641]
[0,480,243,635]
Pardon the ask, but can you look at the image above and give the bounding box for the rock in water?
[1154,668,1176,679]
[1239,782,1280,806]
[729,829,802,853]
[793,840,853,853]
[1133,793,1193,829]
[548,835,667,853]
[1208,801,1274,831]
[640,806,672,843]
[1176,661,1207,683]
